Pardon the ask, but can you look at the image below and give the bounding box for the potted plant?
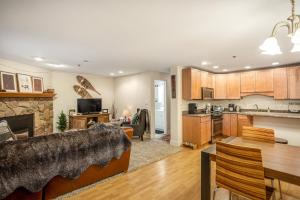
[57,111,67,132]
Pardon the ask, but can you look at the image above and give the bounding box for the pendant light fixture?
[260,0,300,55]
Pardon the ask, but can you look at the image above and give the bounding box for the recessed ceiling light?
[46,63,65,68]
[222,69,228,72]
[109,73,115,76]
[201,61,208,66]
[33,57,44,62]
[118,70,124,74]
[244,66,251,69]
[212,65,219,69]
[272,62,279,66]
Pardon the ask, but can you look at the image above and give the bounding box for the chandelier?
[260,0,300,55]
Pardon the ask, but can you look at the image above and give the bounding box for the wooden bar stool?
[214,141,275,200]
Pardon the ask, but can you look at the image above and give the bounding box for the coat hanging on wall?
[73,85,92,98]
[76,75,101,95]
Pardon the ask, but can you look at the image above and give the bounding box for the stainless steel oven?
[202,87,214,100]
[212,116,223,136]
[211,105,223,143]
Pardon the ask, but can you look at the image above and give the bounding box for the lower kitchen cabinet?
[222,113,238,136]
[237,114,253,136]
[182,115,211,148]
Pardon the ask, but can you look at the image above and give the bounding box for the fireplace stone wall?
[0,98,53,136]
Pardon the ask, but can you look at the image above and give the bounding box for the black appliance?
[201,87,214,100]
[211,105,223,143]
[228,104,235,112]
[77,98,102,114]
[188,103,197,114]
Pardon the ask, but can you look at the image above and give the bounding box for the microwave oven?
[202,87,214,100]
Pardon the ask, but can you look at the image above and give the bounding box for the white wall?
[170,66,183,146]
[254,117,300,146]
[114,71,171,136]
[0,58,115,131]
[0,58,52,89]
[51,71,114,130]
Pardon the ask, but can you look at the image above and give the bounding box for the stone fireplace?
[0,97,53,136]
[0,113,34,137]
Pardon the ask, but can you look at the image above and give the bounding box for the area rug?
[129,138,181,171]
[57,138,181,199]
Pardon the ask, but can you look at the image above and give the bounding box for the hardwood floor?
[66,147,300,200]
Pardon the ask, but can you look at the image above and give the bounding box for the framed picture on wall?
[171,75,176,98]
[32,77,44,93]
[0,71,18,92]
[17,74,33,93]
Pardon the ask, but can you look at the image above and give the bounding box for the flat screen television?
[77,98,102,114]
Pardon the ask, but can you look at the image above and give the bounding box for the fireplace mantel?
[0,92,56,98]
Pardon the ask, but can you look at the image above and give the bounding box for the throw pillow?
[131,113,139,125]
[0,120,16,142]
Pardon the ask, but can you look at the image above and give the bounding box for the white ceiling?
[0,0,300,76]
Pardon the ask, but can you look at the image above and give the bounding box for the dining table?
[201,136,300,200]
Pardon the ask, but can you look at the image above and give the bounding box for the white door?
[154,80,166,134]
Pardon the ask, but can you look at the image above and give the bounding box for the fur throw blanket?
[0,124,131,199]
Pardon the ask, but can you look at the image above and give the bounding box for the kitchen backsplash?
[182,95,300,111]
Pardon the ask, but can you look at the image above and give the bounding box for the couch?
[2,126,133,200]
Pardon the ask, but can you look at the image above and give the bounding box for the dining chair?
[242,126,275,143]
[242,126,282,199]
[214,141,275,200]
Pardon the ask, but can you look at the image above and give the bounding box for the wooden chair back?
[216,141,267,200]
[242,126,275,143]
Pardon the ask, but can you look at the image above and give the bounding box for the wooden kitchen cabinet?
[201,71,214,89]
[182,68,201,100]
[273,68,288,99]
[288,66,300,99]
[182,115,211,148]
[214,74,227,99]
[241,71,256,93]
[226,73,241,99]
[255,69,274,92]
[182,115,193,143]
[222,114,231,136]
[222,113,237,136]
[237,114,253,136]
[230,114,238,136]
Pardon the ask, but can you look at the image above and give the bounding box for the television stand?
[69,113,110,129]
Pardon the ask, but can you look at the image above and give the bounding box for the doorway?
[154,80,166,136]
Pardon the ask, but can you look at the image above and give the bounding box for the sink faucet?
[254,104,259,111]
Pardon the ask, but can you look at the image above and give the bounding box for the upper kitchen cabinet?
[255,69,274,92]
[182,68,201,100]
[226,73,241,99]
[288,66,300,99]
[214,74,227,99]
[273,68,288,99]
[241,71,256,93]
[201,71,214,89]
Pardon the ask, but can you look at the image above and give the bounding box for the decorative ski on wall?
[73,85,92,98]
[76,75,101,95]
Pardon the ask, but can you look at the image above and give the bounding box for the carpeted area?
[57,138,181,199]
[129,137,181,171]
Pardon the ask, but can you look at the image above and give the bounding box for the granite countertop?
[183,111,300,119]
[182,113,211,117]
[238,111,300,119]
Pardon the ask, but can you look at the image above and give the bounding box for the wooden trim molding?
[0,92,56,98]
[241,92,274,97]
